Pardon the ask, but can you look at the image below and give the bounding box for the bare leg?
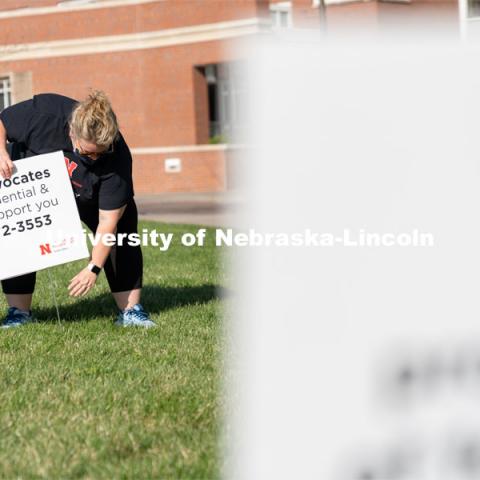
[5,293,33,311]
[111,288,141,311]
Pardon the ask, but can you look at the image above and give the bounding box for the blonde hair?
[69,90,119,147]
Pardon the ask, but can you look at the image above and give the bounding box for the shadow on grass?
[34,284,223,323]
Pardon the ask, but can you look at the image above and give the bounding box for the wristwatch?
[87,263,102,275]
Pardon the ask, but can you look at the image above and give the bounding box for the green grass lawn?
[0,221,226,479]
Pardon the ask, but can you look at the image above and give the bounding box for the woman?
[0,91,155,328]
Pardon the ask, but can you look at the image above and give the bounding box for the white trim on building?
[0,18,263,62]
[131,144,247,155]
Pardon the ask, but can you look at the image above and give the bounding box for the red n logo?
[40,243,51,255]
[65,157,78,178]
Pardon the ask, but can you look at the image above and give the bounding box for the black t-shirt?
[0,93,134,210]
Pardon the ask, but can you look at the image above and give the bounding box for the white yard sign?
[0,150,89,280]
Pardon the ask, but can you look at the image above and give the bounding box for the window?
[468,0,480,17]
[204,62,246,142]
[270,2,293,29]
[205,65,220,138]
[0,77,11,112]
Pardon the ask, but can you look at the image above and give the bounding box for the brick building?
[0,0,460,194]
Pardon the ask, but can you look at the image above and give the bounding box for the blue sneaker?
[115,304,156,328]
[1,307,34,329]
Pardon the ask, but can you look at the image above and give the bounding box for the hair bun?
[69,89,119,147]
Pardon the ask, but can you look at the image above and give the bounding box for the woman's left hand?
[68,268,97,297]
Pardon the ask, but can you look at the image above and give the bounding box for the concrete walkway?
[135,191,243,227]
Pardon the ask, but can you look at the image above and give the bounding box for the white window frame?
[269,1,293,29]
[465,0,480,19]
[458,0,480,41]
[0,76,11,111]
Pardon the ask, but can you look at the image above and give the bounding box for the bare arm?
[91,205,127,268]
[0,119,14,179]
[68,204,127,297]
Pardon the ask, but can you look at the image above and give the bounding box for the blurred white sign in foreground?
[227,34,480,480]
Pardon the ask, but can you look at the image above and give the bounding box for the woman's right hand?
[0,150,14,179]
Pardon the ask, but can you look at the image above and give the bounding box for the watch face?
[89,264,101,274]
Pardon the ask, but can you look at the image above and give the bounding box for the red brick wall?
[270,0,459,31]
[326,0,459,35]
[0,38,245,149]
[326,2,380,32]
[292,0,323,29]
[0,0,262,194]
[377,0,458,30]
[0,0,260,45]
[133,148,228,193]
[0,0,57,10]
